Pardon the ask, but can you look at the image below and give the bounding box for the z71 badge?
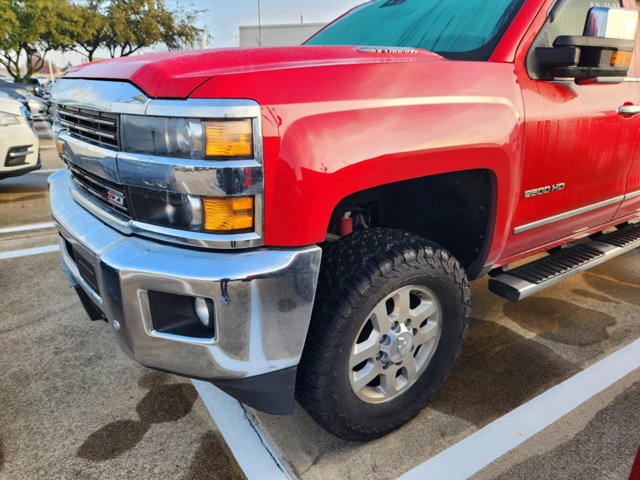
[524,183,566,199]
[107,190,125,207]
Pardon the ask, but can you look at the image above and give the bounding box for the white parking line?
[0,244,60,260]
[399,337,640,480]
[0,222,55,234]
[192,381,293,480]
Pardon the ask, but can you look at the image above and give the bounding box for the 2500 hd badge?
[525,183,567,198]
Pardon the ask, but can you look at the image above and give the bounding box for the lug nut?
[392,321,400,332]
[380,334,388,344]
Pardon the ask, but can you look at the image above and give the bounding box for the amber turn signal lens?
[203,196,254,232]
[611,50,632,68]
[204,120,253,158]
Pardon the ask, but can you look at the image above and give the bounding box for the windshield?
[306,0,526,61]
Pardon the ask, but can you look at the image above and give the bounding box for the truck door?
[504,0,640,258]
[617,0,640,218]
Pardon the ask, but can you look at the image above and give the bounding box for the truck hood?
[65,46,443,99]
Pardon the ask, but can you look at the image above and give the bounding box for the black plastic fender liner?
[212,366,298,415]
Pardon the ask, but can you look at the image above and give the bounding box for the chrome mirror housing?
[584,7,638,40]
[536,6,638,84]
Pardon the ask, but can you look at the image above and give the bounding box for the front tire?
[296,229,471,441]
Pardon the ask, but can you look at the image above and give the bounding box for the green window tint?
[306,0,526,61]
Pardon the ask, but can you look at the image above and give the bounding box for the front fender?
[267,96,523,268]
[191,59,525,266]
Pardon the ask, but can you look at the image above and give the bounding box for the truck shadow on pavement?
[429,317,581,427]
[502,297,616,346]
[429,264,633,428]
[583,272,640,307]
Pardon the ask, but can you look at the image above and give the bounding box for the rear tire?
[296,228,471,441]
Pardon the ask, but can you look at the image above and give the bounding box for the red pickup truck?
[49,0,640,441]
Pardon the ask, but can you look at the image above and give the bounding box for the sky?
[49,0,364,67]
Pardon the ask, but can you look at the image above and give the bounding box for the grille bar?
[58,106,120,150]
[59,119,117,140]
[58,109,116,127]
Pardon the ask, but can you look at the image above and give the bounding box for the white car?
[0,97,40,179]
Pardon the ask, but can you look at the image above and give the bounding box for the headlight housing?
[128,186,203,232]
[0,111,19,127]
[121,115,254,159]
[117,115,258,234]
[121,115,205,158]
[127,188,256,234]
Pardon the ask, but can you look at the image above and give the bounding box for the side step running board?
[489,224,640,301]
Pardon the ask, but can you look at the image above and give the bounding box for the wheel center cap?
[385,331,414,363]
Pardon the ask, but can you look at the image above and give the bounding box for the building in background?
[239,22,326,47]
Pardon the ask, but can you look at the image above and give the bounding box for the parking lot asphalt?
[0,123,244,480]
[1,121,639,480]
[250,257,640,479]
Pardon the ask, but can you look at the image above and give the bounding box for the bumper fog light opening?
[194,296,213,327]
[148,291,216,340]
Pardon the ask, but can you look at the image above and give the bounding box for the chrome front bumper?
[49,170,321,412]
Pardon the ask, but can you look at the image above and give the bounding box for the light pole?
[258,0,262,46]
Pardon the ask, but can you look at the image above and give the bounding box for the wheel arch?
[326,169,497,280]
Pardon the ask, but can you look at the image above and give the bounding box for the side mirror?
[536,7,638,84]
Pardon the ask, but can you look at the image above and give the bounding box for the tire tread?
[296,228,471,441]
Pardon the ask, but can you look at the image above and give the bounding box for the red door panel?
[502,0,640,258]
[617,0,640,219]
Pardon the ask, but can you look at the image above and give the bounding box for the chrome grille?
[69,165,130,216]
[58,106,119,150]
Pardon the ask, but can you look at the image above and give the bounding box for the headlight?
[0,111,19,127]
[128,186,203,232]
[121,115,205,158]
[112,115,258,235]
[120,116,254,159]
[127,187,256,234]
